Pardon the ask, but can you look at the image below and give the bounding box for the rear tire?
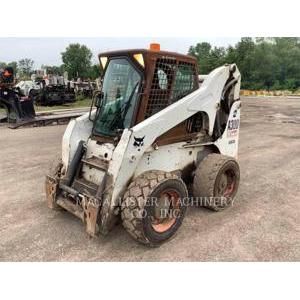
[193,154,240,211]
[121,170,188,246]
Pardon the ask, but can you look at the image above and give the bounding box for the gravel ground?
[0,96,299,261]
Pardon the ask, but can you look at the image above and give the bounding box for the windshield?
[93,58,141,136]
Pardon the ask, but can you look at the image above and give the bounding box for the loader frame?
[46,56,241,236]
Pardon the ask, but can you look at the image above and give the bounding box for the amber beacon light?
[150,43,160,51]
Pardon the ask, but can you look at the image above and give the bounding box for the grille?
[145,58,197,118]
[186,112,204,133]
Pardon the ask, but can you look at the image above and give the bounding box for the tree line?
[0,43,101,81]
[2,38,300,90]
[188,37,300,90]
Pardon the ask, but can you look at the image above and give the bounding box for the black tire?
[121,170,188,246]
[193,154,240,211]
[6,106,17,123]
[29,89,35,99]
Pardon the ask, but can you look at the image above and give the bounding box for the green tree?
[0,61,18,73]
[7,61,18,73]
[188,37,300,90]
[18,58,34,78]
[188,42,213,74]
[210,46,226,69]
[188,42,227,74]
[225,38,256,88]
[41,64,64,75]
[87,64,102,80]
[272,38,300,89]
[61,44,93,79]
[251,41,278,90]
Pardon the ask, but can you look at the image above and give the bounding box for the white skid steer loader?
[46,44,241,246]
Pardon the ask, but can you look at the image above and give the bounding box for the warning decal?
[227,119,240,137]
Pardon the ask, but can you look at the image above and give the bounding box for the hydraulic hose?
[63,140,85,187]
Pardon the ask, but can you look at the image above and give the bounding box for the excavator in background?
[0,68,88,128]
[0,67,36,124]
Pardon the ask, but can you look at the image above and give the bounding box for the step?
[81,156,109,171]
[72,178,98,196]
[56,197,84,221]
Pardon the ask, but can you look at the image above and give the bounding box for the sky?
[0,37,240,68]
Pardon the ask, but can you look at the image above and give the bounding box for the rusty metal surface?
[144,58,198,118]
[72,178,98,196]
[45,176,59,210]
[82,196,101,236]
[93,49,200,146]
[98,48,197,64]
[135,50,199,125]
[56,197,85,221]
[49,181,101,236]
[46,155,108,237]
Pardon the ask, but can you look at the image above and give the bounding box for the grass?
[34,97,92,112]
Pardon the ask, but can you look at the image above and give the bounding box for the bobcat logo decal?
[133,136,145,148]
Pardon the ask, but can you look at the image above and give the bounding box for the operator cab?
[92,44,202,145]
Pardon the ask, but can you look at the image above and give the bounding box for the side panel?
[134,101,241,176]
[82,140,115,185]
[62,110,95,170]
[214,100,241,158]
[134,142,200,177]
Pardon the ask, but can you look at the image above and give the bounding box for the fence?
[240,90,300,97]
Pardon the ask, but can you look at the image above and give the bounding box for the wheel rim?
[151,189,180,233]
[217,168,236,197]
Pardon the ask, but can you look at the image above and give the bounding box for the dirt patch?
[0,96,299,261]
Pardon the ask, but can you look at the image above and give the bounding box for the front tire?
[193,154,240,211]
[121,170,188,246]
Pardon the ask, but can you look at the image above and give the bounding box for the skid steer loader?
[46,44,241,246]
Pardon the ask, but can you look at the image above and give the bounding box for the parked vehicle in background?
[74,79,96,98]
[15,80,41,98]
[13,72,76,106]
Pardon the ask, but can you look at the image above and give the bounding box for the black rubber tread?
[121,170,187,246]
[193,153,240,211]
